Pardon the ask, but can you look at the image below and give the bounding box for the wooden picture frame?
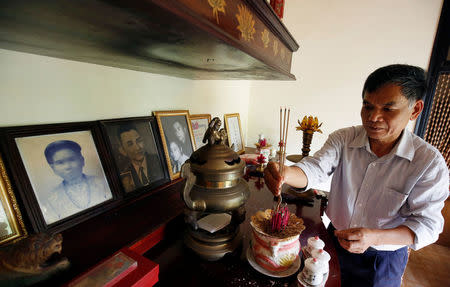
[0,122,120,233]
[224,113,245,154]
[100,117,170,195]
[154,110,195,180]
[190,114,211,150]
[0,153,27,246]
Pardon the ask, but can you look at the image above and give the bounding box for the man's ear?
[410,100,424,121]
[119,146,127,157]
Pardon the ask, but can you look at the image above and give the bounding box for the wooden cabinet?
[0,0,299,80]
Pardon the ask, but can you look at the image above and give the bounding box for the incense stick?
[278,107,290,175]
[280,107,282,151]
[282,108,290,172]
[273,107,291,232]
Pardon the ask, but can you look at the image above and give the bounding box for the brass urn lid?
[188,117,244,188]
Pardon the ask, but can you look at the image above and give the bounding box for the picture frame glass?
[0,198,17,241]
[158,114,194,177]
[0,159,27,244]
[0,203,12,239]
[15,131,113,225]
[102,120,167,193]
[226,115,244,153]
[190,117,210,150]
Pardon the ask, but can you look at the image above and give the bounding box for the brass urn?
[181,117,249,261]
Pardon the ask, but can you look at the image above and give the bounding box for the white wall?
[0,49,250,139]
[247,0,443,163]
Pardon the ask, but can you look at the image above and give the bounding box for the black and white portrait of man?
[103,120,167,193]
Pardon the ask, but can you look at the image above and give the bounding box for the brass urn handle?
[180,162,206,211]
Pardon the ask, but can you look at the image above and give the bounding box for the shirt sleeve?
[401,153,449,250]
[295,128,347,189]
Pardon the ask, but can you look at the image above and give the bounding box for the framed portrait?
[154,110,196,180]
[224,113,245,154]
[0,153,27,246]
[0,122,119,232]
[190,114,211,150]
[100,117,170,194]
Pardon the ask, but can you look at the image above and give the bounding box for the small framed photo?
[1,122,119,232]
[0,153,27,246]
[224,113,245,154]
[100,117,170,194]
[154,110,195,180]
[190,114,211,150]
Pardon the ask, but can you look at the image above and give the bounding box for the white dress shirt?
[296,126,449,250]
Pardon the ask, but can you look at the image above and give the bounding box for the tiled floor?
[401,244,450,287]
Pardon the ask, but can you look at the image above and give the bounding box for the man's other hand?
[334,228,379,254]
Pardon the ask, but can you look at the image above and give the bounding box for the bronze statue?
[202,117,227,145]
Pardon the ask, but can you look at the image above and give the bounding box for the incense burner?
[181,117,249,261]
[250,209,305,272]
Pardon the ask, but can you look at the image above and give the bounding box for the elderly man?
[265,64,448,287]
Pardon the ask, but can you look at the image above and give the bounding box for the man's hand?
[334,228,379,254]
[264,162,283,196]
[334,225,414,254]
[264,163,308,196]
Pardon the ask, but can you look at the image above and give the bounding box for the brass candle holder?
[286,116,322,163]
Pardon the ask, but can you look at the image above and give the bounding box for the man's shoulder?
[329,125,365,144]
[408,131,447,165]
[48,183,65,199]
[118,159,133,173]
[85,174,107,188]
[332,125,363,135]
[145,152,163,166]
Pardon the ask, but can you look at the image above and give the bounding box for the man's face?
[173,122,186,144]
[119,129,145,162]
[169,142,181,161]
[361,84,423,145]
[50,149,84,181]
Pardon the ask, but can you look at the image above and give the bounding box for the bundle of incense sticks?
[271,197,290,232]
[278,107,290,173]
[271,107,290,232]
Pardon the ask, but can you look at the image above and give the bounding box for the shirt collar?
[132,155,148,173]
[392,129,415,161]
[349,126,415,161]
[349,126,368,148]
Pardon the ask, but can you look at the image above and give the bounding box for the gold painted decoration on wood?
[208,0,226,24]
[261,29,270,48]
[236,4,255,41]
[273,40,279,56]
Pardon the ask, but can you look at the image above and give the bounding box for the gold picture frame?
[190,114,212,150]
[0,154,27,245]
[224,113,245,154]
[154,110,196,180]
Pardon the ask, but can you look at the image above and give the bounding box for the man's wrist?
[371,229,382,246]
